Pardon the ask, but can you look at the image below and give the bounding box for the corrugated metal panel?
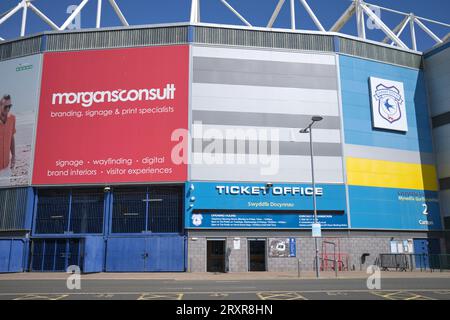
[0,36,41,61]
[46,26,188,52]
[194,26,334,52]
[339,37,422,69]
[0,188,28,231]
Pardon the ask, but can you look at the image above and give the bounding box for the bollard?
[335,259,338,278]
[298,259,302,278]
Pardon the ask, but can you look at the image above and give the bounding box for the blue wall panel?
[340,55,433,153]
[349,186,442,230]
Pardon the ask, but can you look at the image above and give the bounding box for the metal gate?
[30,239,84,272]
[105,236,186,272]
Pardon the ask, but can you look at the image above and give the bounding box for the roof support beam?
[60,0,89,30]
[220,0,251,27]
[108,0,129,26]
[190,0,199,23]
[28,3,59,30]
[20,0,28,37]
[0,2,23,27]
[356,0,366,39]
[96,0,102,28]
[410,15,417,51]
[290,0,296,30]
[443,33,450,43]
[360,2,408,48]
[299,0,325,31]
[330,1,356,32]
[267,0,285,28]
[415,17,443,44]
[382,15,409,44]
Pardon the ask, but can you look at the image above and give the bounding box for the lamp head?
[312,116,323,122]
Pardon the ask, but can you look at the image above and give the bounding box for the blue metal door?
[83,236,105,273]
[0,239,26,273]
[414,239,441,269]
[146,236,185,272]
[105,237,146,272]
[105,236,186,272]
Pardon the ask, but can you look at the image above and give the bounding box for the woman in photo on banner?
[0,94,16,178]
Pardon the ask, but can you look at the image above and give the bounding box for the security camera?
[104,186,111,192]
[266,182,273,189]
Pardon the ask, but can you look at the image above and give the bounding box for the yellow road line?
[257,292,307,300]
[137,293,184,300]
[13,294,69,301]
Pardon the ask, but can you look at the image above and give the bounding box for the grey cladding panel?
[193,139,342,157]
[193,57,338,90]
[193,111,341,130]
[194,57,337,77]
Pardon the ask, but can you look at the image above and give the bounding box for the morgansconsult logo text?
[51,84,176,107]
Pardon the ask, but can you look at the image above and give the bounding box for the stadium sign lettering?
[51,84,176,107]
[216,185,323,196]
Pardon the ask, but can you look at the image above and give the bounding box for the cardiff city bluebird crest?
[373,84,404,124]
[191,214,203,227]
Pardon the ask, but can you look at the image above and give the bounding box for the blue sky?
[0,0,449,51]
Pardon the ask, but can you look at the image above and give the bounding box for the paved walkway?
[1,271,449,281]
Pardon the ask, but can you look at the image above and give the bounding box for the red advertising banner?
[33,46,189,185]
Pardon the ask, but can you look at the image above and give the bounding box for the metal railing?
[377,254,450,272]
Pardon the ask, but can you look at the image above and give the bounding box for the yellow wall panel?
[347,157,438,191]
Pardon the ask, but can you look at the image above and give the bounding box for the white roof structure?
[0,0,449,51]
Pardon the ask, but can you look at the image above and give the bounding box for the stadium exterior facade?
[0,23,448,273]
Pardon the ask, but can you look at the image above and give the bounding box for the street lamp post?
[300,116,323,278]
